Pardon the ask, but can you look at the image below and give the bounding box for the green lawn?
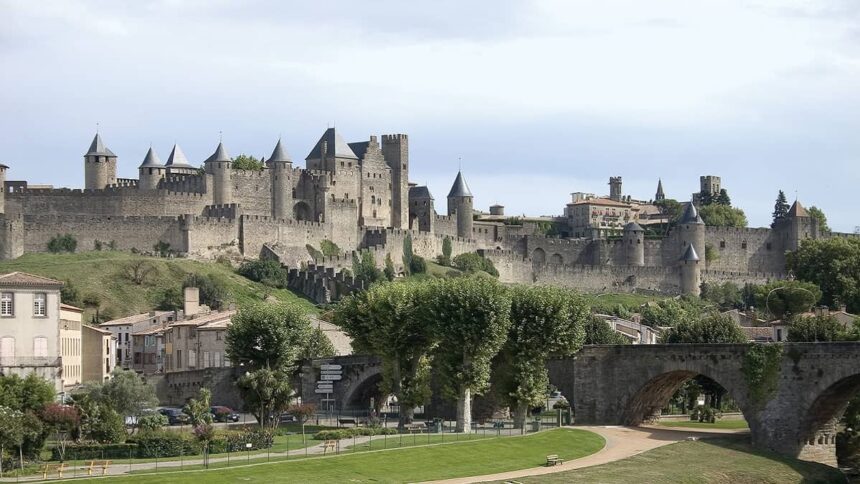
[657,419,750,430]
[511,437,844,484]
[0,251,318,320]
[584,292,667,312]
[83,428,604,483]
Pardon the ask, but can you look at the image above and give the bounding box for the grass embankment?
[657,419,750,430]
[583,292,667,311]
[86,428,604,483]
[512,437,843,484]
[0,252,317,320]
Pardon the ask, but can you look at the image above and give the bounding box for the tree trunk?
[456,386,472,433]
[512,402,529,429]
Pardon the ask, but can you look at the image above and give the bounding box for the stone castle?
[0,128,846,296]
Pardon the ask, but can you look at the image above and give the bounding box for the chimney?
[814,306,829,318]
[184,287,200,318]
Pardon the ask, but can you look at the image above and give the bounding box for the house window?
[1,336,14,362]
[34,336,47,357]
[188,349,196,367]
[776,329,783,342]
[176,350,182,368]
[719,241,726,249]
[742,241,747,249]
[203,351,210,368]
[34,293,46,317]
[214,352,222,367]
[1,293,13,316]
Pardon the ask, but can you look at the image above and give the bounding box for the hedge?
[128,431,200,458]
[313,427,398,441]
[52,443,137,461]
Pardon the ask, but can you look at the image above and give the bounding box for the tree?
[752,280,822,320]
[697,190,713,206]
[583,315,630,345]
[300,326,337,360]
[352,250,384,286]
[137,413,167,432]
[76,397,126,444]
[640,299,701,328]
[787,237,860,313]
[772,190,789,226]
[807,206,830,233]
[236,367,293,430]
[60,280,81,307]
[123,260,154,285]
[83,369,158,425]
[156,286,183,311]
[661,313,747,344]
[183,273,228,310]
[655,199,684,231]
[183,388,213,426]
[497,286,588,428]
[0,373,55,413]
[431,277,512,432]
[438,237,453,266]
[402,234,414,276]
[286,404,316,444]
[334,280,439,428]
[232,154,264,171]
[716,189,731,206]
[452,253,499,277]
[40,404,80,462]
[698,204,747,228]
[225,302,314,371]
[0,406,24,475]
[787,315,859,342]
[383,253,395,281]
[238,259,289,288]
[320,240,341,258]
[700,282,743,310]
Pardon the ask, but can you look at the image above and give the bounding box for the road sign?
[320,364,342,371]
[314,389,332,394]
[320,374,342,381]
[316,384,333,390]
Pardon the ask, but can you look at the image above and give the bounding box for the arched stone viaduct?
[549,342,860,466]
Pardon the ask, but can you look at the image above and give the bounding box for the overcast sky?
[2,0,859,231]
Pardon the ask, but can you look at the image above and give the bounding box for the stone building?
[59,303,83,388]
[81,324,115,383]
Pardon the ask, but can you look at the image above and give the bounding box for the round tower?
[680,243,701,296]
[204,142,233,205]
[678,202,705,262]
[623,221,645,266]
[267,139,293,219]
[0,164,7,214]
[447,171,473,238]
[84,133,117,190]
[138,147,165,190]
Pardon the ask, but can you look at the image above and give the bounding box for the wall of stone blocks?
[231,170,272,216]
[22,214,186,254]
[703,227,785,274]
[183,216,240,256]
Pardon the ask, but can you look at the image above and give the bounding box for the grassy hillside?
[0,252,318,322]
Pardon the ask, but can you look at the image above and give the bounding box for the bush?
[47,234,77,253]
[137,413,168,432]
[153,241,172,257]
[238,259,289,288]
[129,430,200,458]
[312,427,397,440]
[183,273,228,310]
[320,240,341,258]
[452,253,499,277]
[86,407,126,444]
[409,255,427,275]
[52,443,136,461]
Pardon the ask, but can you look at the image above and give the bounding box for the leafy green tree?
[60,280,81,307]
[383,253,395,282]
[183,388,213,426]
[0,373,55,413]
[497,286,588,428]
[320,240,341,258]
[438,237,453,266]
[655,199,684,227]
[661,313,747,343]
[716,189,731,206]
[772,190,789,225]
[225,302,314,370]
[238,259,289,288]
[156,286,184,311]
[183,273,228,310]
[0,406,23,474]
[787,237,860,312]
[236,367,293,430]
[402,234,414,276]
[40,404,80,462]
[698,204,747,228]
[807,206,830,233]
[452,253,499,277]
[787,315,859,342]
[137,413,168,432]
[352,250,384,286]
[300,326,337,360]
[700,282,743,310]
[583,315,630,345]
[232,154,264,171]
[83,369,158,425]
[753,280,821,320]
[640,299,701,328]
[431,277,512,432]
[334,280,438,428]
[409,255,427,275]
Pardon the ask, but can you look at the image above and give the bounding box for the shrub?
[183,273,228,310]
[130,430,200,458]
[153,241,172,257]
[312,427,397,440]
[137,413,168,432]
[409,255,427,275]
[238,259,289,288]
[320,240,341,258]
[47,234,77,253]
[52,443,137,461]
[452,253,499,277]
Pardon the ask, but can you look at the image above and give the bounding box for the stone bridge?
[549,342,860,466]
[299,355,382,413]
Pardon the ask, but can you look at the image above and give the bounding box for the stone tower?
[623,221,645,266]
[609,176,622,202]
[204,142,233,205]
[408,185,435,232]
[381,134,409,230]
[680,243,701,296]
[655,179,665,202]
[138,147,165,190]
[165,144,196,176]
[267,139,293,220]
[84,133,117,190]
[678,202,705,264]
[0,163,7,213]
[780,200,818,252]
[447,171,473,239]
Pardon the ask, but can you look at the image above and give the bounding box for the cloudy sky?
[1,0,859,231]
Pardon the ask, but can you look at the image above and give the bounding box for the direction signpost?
[316,364,343,415]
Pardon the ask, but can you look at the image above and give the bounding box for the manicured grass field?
[657,419,750,430]
[0,251,318,320]
[512,437,844,483]
[85,428,604,483]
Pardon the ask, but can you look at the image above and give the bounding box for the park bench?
[545,454,564,466]
[86,460,112,476]
[41,463,67,479]
[322,440,338,455]
[338,417,358,426]
[405,424,424,433]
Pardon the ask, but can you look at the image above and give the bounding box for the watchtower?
[138,147,165,190]
[204,142,233,205]
[678,202,705,263]
[84,133,117,190]
[609,176,622,202]
[382,134,409,230]
[267,139,293,220]
[623,222,645,266]
[680,243,701,296]
[447,171,473,239]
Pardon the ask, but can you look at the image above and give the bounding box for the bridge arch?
[550,253,563,265]
[293,201,312,221]
[532,248,546,264]
[340,364,384,412]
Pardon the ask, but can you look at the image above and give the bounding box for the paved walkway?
[421,425,749,484]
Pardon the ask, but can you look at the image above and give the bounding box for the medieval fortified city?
[1,1,859,483]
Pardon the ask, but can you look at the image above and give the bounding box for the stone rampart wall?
[23,214,185,254]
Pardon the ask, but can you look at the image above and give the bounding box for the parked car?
[210,406,240,423]
[279,413,296,423]
[158,408,190,426]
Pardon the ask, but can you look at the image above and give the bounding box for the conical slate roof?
[656,179,665,199]
[787,200,809,218]
[680,202,704,224]
[623,221,644,232]
[267,139,292,164]
[85,133,116,157]
[166,144,193,167]
[205,142,232,163]
[139,147,163,168]
[305,128,358,160]
[681,243,700,262]
[409,185,433,200]
[447,171,472,198]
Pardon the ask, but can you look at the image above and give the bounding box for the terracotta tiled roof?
[100,311,172,327]
[0,272,64,287]
[569,197,633,208]
[788,200,809,217]
[60,303,83,312]
[741,326,773,341]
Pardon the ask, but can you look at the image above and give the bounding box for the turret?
[680,243,701,296]
[0,164,7,214]
[409,184,434,232]
[623,222,645,266]
[781,200,818,251]
[84,133,117,190]
[165,144,196,176]
[447,171,473,238]
[382,134,409,229]
[655,179,665,202]
[204,142,233,205]
[267,139,293,219]
[138,147,165,190]
[678,202,705,264]
[609,176,622,202]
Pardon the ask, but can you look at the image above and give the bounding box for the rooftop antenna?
[458,157,462,171]
[96,122,99,134]
[219,130,223,142]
